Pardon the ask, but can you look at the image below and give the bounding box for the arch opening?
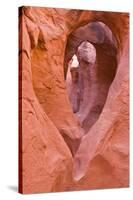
[65,21,118,132]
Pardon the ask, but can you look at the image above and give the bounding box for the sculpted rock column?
[76,42,97,130]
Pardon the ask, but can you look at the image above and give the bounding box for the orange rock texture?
[19,6,129,194]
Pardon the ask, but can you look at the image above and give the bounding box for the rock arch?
[65,22,118,132]
[19,7,129,193]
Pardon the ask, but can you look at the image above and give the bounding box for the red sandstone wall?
[19,6,129,194]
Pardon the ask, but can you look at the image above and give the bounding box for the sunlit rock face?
[66,55,80,113]
[19,6,129,194]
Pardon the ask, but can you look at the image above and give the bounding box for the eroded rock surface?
[19,6,129,193]
[65,23,117,132]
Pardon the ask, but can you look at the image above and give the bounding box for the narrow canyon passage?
[65,22,117,132]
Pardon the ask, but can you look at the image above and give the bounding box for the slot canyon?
[19,6,129,194]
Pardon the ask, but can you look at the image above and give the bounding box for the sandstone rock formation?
[66,55,80,113]
[65,22,117,132]
[19,6,129,194]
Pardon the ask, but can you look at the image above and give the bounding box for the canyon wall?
[19,6,129,193]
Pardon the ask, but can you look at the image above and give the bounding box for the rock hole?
[65,21,118,133]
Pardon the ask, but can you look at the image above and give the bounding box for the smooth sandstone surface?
[19,6,129,193]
